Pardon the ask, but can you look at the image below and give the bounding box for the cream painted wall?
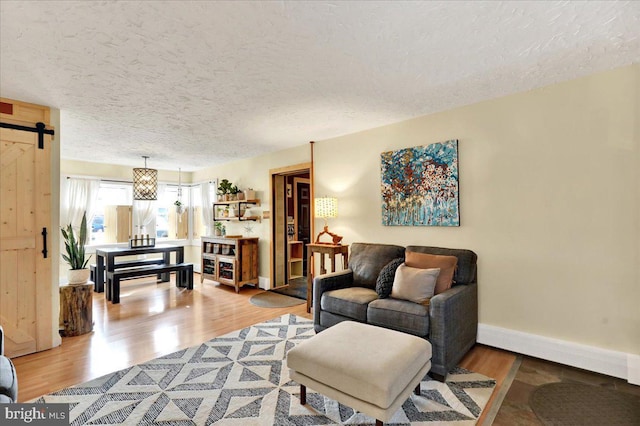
[312,65,639,356]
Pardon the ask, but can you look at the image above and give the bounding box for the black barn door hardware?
[41,228,48,258]
[0,121,55,149]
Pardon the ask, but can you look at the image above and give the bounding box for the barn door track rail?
[0,121,55,149]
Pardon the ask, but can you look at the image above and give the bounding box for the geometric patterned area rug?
[32,314,495,425]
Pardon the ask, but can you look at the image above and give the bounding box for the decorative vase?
[228,206,236,217]
[244,189,255,200]
[237,192,244,200]
[68,268,90,285]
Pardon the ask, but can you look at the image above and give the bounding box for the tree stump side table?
[59,281,94,337]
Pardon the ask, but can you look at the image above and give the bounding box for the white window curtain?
[133,199,157,238]
[60,177,100,240]
[201,181,214,236]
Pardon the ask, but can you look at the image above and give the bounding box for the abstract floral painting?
[381,140,459,226]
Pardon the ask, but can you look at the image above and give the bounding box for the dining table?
[94,244,185,293]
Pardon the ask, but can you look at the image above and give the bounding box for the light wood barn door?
[0,125,52,358]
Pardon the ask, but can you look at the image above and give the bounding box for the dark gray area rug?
[530,382,640,425]
[272,277,307,300]
[249,291,305,308]
[32,314,496,425]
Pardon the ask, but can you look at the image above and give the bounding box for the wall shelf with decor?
[201,236,259,293]
[213,199,261,222]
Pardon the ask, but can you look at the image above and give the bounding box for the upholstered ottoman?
[286,321,432,425]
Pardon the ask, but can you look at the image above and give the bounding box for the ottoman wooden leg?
[415,383,421,395]
[300,384,306,405]
[376,420,383,426]
[430,372,445,382]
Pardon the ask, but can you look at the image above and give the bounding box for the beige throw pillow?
[390,264,440,304]
[405,251,458,295]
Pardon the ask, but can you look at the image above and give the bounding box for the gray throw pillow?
[375,257,405,298]
[391,264,439,304]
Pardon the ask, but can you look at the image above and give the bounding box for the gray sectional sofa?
[313,242,478,381]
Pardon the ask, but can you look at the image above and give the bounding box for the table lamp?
[314,196,342,244]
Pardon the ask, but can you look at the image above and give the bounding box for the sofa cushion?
[405,251,457,295]
[375,257,404,298]
[391,264,439,304]
[367,298,430,337]
[406,245,477,285]
[349,243,405,289]
[321,287,379,322]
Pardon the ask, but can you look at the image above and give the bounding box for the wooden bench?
[106,263,194,304]
[91,259,165,291]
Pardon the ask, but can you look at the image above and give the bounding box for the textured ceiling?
[1,1,639,172]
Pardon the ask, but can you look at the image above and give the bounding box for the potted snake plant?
[61,211,92,284]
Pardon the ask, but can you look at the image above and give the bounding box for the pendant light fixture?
[133,156,158,200]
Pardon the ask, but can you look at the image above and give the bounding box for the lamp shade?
[133,156,158,200]
[314,197,338,219]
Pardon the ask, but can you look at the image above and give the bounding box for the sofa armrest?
[429,283,478,378]
[313,269,354,323]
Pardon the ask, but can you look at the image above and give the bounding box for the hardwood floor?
[13,273,516,424]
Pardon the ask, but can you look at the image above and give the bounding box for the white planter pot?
[68,268,90,285]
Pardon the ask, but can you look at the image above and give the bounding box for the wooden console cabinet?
[201,236,259,292]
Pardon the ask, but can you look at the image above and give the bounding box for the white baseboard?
[478,323,637,384]
[627,354,640,385]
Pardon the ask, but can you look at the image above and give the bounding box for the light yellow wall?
[312,64,639,355]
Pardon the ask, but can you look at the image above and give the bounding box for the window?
[86,181,193,245]
[89,182,132,245]
[155,186,188,239]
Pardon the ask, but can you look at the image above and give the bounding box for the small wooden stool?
[286,321,432,425]
[59,281,94,337]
